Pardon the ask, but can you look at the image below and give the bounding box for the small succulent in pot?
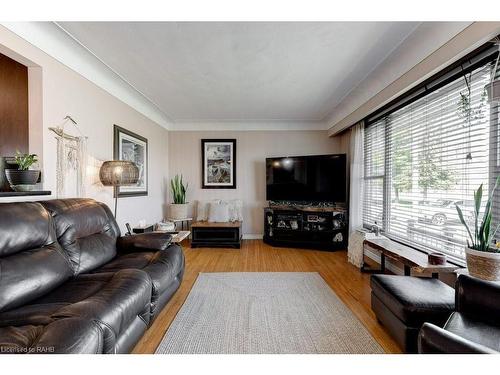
[14,151,38,171]
[4,151,41,192]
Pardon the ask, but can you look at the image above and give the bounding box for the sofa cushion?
[0,202,73,312]
[444,312,500,353]
[49,270,151,337]
[0,318,104,354]
[40,199,120,274]
[370,275,455,326]
[93,243,185,319]
[0,269,152,353]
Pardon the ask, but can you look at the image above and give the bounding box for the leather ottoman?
[370,275,455,353]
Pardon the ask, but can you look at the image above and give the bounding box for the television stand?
[263,205,347,251]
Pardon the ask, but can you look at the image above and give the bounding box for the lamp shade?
[99,160,139,187]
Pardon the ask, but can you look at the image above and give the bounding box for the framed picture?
[113,125,148,196]
[201,139,236,189]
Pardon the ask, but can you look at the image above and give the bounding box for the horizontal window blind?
[364,56,500,263]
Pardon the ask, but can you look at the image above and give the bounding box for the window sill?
[383,233,467,268]
[362,226,467,268]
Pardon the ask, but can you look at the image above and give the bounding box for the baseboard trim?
[243,234,264,240]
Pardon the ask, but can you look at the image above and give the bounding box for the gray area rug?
[155,272,384,354]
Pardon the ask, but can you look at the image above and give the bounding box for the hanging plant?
[456,73,488,161]
[456,73,488,127]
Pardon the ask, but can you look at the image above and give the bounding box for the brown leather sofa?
[0,199,184,354]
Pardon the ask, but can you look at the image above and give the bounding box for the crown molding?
[170,120,328,131]
[1,22,173,130]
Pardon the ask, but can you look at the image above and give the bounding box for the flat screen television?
[266,154,346,202]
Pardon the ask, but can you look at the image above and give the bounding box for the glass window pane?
[364,60,496,262]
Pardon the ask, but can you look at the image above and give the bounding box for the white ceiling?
[57,22,420,127]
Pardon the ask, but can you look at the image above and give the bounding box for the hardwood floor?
[132,239,401,354]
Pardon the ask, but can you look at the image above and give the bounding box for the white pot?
[465,247,500,281]
[485,80,500,103]
[169,203,189,220]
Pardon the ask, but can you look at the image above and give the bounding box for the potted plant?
[169,174,189,220]
[4,151,40,192]
[456,177,500,281]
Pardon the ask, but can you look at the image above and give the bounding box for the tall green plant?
[456,176,500,253]
[170,174,188,204]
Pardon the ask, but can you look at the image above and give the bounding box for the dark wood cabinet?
[263,206,347,251]
[191,221,242,249]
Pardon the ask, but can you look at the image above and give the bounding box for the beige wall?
[0,26,169,231]
[168,130,349,236]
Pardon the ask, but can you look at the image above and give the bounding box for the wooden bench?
[191,221,242,249]
[363,237,460,278]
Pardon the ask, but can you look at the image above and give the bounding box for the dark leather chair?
[370,275,455,353]
[0,199,184,354]
[418,274,500,353]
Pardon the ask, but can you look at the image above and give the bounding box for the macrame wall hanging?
[49,116,88,198]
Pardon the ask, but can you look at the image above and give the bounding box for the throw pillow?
[227,199,243,222]
[196,200,209,221]
[196,199,220,221]
[208,201,230,223]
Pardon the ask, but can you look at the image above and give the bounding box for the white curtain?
[347,121,365,267]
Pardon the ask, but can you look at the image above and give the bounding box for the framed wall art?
[113,125,148,196]
[201,139,236,189]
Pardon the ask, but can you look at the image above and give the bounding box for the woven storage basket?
[465,247,500,281]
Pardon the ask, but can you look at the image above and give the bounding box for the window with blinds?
[363,52,500,263]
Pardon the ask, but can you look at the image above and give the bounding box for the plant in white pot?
[456,177,500,281]
[169,174,189,220]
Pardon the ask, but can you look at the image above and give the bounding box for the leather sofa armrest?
[117,232,172,253]
[455,274,500,318]
[32,318,104,354]
[418,323,497,354]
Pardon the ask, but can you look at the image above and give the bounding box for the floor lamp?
[99,160,139,217]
